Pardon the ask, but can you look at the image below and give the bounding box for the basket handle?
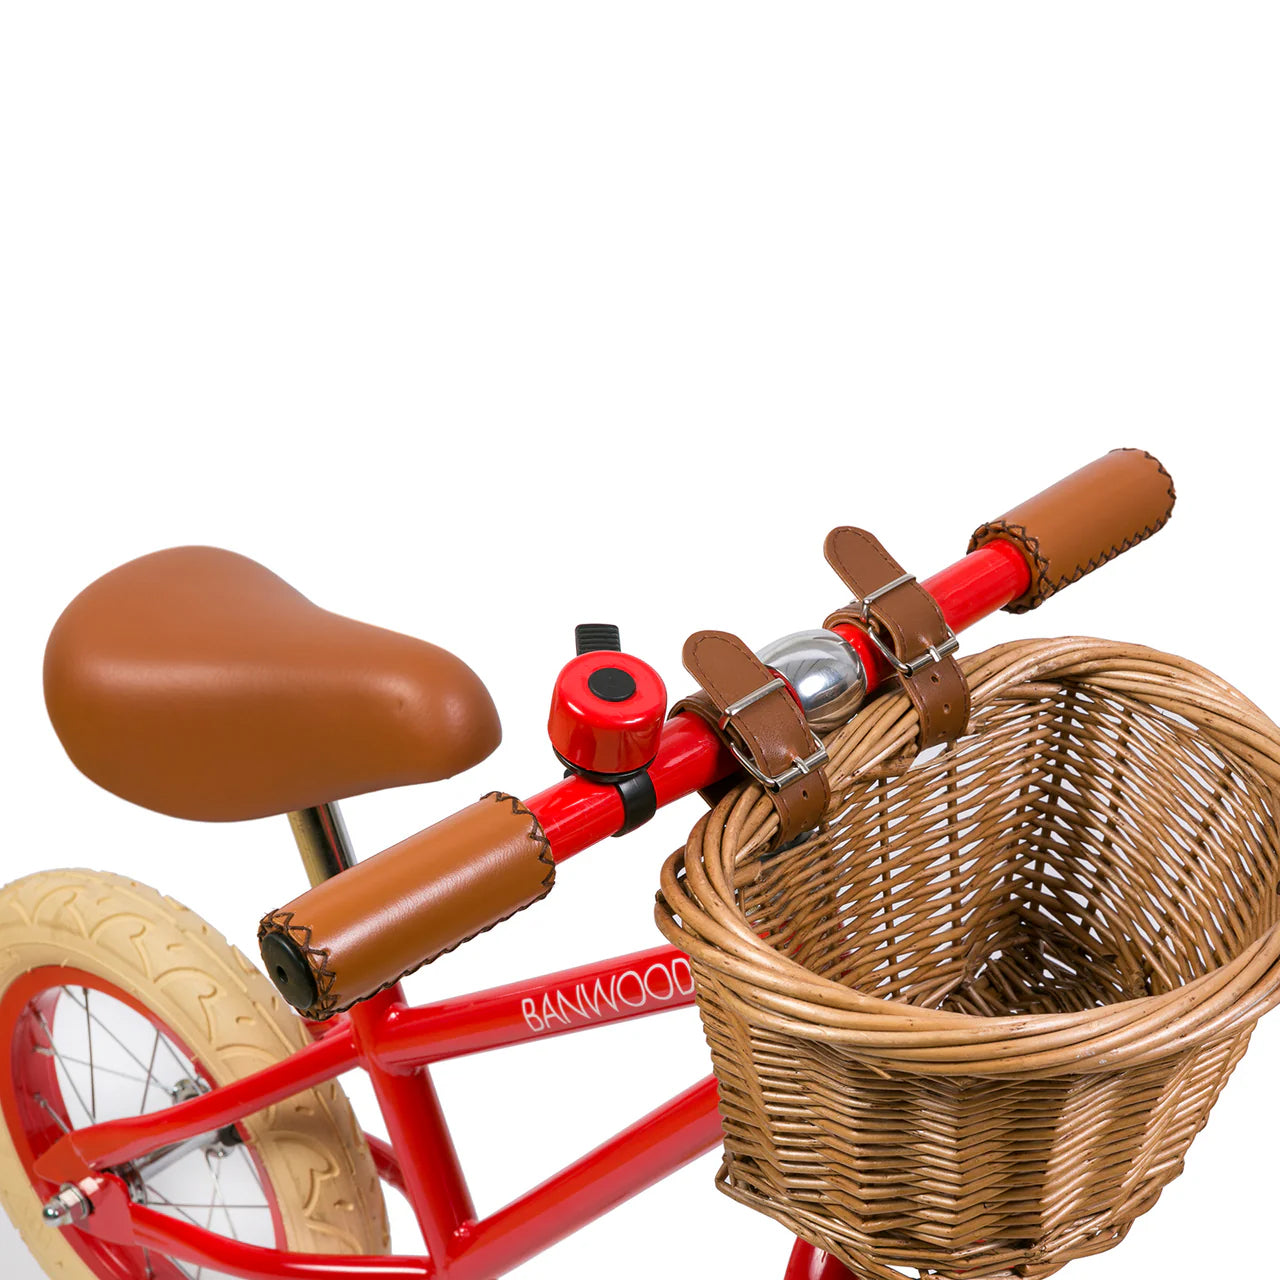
[967,448,1175,613]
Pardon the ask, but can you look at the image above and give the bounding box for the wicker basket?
[657,638,1280,1280]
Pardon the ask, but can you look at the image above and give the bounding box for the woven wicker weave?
[657,638,1280,1280]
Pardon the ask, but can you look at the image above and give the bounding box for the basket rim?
[657,637,1280,1075]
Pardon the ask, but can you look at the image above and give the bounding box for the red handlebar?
[526,537,1031,860]
[260,449,1176,1018]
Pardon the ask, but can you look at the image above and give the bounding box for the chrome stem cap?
[755,628,867,732]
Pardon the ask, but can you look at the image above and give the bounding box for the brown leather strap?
[259,792,554,1019]
[677,630,829,844]
[823,527,970,750]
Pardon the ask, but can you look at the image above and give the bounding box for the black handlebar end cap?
[261,930,320,1013]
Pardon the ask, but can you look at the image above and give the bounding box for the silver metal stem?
[287,802,356,888]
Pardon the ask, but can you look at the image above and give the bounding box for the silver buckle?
[850,572,959,676]
[862,625,959,676]
[854,571,916,621]
[718,678,829,791]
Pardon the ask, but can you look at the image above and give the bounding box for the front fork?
[785,1241,859,1279]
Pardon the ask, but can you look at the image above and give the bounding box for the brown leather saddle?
[44,547,501,821]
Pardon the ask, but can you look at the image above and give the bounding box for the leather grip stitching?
[260,791,555,1020]
[257,909,342,1018]
[967,519,1050,607]
[327,792,556,1017]
[483,789,557,893]
[969,450,1177,613]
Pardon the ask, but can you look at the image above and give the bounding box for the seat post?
[288,803,357,887]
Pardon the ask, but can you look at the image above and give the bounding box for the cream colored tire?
[0,869,390,1279]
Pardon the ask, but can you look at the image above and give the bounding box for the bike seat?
[44,547,502,822]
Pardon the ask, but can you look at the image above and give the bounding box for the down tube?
[449,1076,724,1280]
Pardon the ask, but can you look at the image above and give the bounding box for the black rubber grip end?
[261,930,320,1013]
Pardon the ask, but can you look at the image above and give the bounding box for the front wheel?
[0,869,390,1280]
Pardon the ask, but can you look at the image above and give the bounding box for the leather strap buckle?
[677,630,831,844]
[855,571,916,621]
[824,526,971,752]
[720,685,829,790]
[845,567,960,675]
[858,611,959,676]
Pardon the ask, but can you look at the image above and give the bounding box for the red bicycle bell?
[549,626,667,781]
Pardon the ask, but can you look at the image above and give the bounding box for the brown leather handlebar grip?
[968,448,1176,613]
[259,792,554,1019]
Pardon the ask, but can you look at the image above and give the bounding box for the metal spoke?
[59,986,187,1081]
[142,1187,205,1228]
[141,1027,162,1113]
[35,1048,151,1087]
[206,1149,240,1241]
[33,1010,96,1124]
[139,1202,272,1212]
[236,1145,266,1196]
[157,1029,195,1081]
[34,985,270,1280]
[33,1093,71,1135]
[83,988,97,1121]
[196,1165,219,1280]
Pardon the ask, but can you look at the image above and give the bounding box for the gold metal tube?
[288,803,357,888]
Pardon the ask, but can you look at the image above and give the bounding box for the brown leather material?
[259,792,554,1019]
[968,448,1177,613]
[680,631,829,844]
[668,692,744,811]
[824,527,970,751]
[44,546,502,822]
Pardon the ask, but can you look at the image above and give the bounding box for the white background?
[2,5,1278,1278]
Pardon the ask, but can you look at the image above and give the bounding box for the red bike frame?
[34,957,715,1280]
[28,539,1033,1279]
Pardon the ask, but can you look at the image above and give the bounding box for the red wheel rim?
[0,966,286,1280]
